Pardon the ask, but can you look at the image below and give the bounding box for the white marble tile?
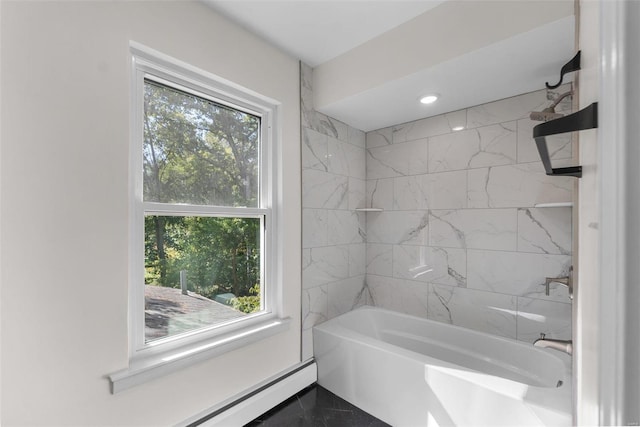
[425,170,467,209]
[302,328,314,361]
[366,178,394,210]
[302,169,348,209]
[348,177,366,210]
[302,128,328,172]
[349,243,366,277]
[518,207,572,255]
[516,297,572,343]
[302,209,327,248]
[428,122,517,173]
[303,245,350,289]
[466,88,552,128]
[428,284,517,339]
[302,284,328,331]
[329,116,350,143]
[328,276,369,318]
[366,127,393,148]
[393,175,429,210]
[301,62,349,141]
[392,109,467,143]
[348,127,366,148]
[327,210,365,245]
[467,249,572,302]
[301,284,328,360]
[300,62,316,133]
[366,211,429,245]
[466,85,573,129]
[328,138,365,178]
[429,209,517,251]
[314,111,349,142]
[517,118,572,164]
[393,245,466,287]
[366,243,393,277]
[467,163,573,208]
[366,139,429,179]
[367,274,429,319]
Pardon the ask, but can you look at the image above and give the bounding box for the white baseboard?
[179,361,317,426]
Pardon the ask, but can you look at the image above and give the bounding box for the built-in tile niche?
[365,84,574,342]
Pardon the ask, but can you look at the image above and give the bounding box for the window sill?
[109,316,291,394]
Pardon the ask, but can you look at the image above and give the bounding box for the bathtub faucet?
[533,333,573,355]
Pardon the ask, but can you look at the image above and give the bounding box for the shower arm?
[548,90,574,110]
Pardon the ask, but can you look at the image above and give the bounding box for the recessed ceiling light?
[452,126,465,131]
[419,94,438,105]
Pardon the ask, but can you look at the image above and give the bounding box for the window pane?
[143,80,260,207]
[144,215,262,342]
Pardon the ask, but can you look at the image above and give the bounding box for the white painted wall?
[575,0,600,424]
[594,0,640,424]
[0,2,301,425]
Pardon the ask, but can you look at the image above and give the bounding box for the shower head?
[529,109,564,122]
[529,90,573,122]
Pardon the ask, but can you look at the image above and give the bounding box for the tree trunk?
[154,216,167,283]
[232,247,239,295]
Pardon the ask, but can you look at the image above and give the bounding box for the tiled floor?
[246,384,390,426]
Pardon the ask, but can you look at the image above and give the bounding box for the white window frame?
[109,43,288,393]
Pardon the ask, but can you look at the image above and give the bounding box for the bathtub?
[313,306,572,426]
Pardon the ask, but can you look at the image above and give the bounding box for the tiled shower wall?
[301,63,369,360]
[364,86,575,342]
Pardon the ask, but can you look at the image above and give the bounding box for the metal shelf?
[533,102,598,178]
[534,202,573,208]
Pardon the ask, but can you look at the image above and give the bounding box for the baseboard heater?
[178,360,317,426]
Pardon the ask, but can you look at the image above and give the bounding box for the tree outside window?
[142,80,264,342]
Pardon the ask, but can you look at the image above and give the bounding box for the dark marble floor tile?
[246,384,390,427]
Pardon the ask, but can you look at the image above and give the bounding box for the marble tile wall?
[301,63,369,360]
[365,85,574,342]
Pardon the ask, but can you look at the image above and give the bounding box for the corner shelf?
[534,202,573,208]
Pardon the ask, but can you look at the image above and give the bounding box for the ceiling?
[204,1,446,67]
[204,1,575,131]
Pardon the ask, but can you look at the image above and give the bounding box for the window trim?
[109,42,288,393]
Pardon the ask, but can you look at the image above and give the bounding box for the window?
[117,45,287,388]
[142,80,265,343]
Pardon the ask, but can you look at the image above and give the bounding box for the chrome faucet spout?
[533,333,573,355]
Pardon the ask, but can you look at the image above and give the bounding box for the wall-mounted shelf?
[533,102,598,178]
[533,51,598,179]
[534,202,573,208]
[355,208,384,212]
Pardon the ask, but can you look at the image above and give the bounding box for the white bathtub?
[313,306,572,426]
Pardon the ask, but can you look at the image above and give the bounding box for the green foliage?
[143,80,262,306]
[144,216,261,301]
[230,284,261,314]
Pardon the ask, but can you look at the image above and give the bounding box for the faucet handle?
[539,333,546,340]
[542,267,574,299]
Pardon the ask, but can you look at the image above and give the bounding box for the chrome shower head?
[529,109,564,121]
[529,90,573,122]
